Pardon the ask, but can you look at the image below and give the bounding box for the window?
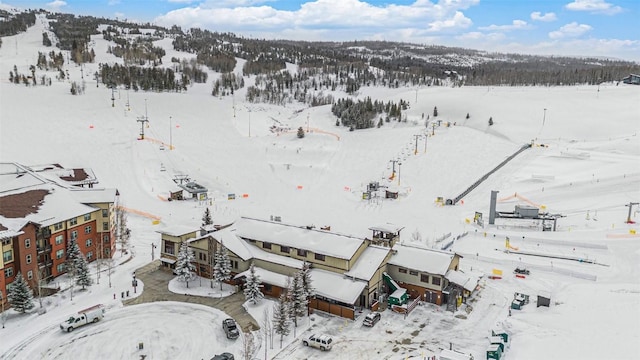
[280,246,290,254]
[262,242,272,250]
[314,253,325,261]
[71,230,78,240]
[54,222,63,231]
[103,234,110,242]
[55,235,63,245]
[398,268,407,274]
[432,277,441,286]
[56,249,64,259]
[26,254,32,264]
[25,238,31,248]
[103,222,109,231]
[27,270,33,280]
[420,274,429,283]
[5,267,13,277]
[199,253,207,262]
[87,251,93,260]
[102,209,108,217]
[56,263,65,273]
[69,218,77,226]
[164,241,175,255]
[232,260,238,269]
[84,225,92,234]
[297,249,307,257]
[86,239,92,247]
[1,238,10,245]
[263,284,273,292]
[2,250,13,263]
[84,214,91,221]
[409,270,418,276]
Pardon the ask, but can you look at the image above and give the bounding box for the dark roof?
[0,189,49,218]
[59,168,90,181]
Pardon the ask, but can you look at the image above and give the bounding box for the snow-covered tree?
[7,272,34,313]
[273,293,291,348]
[202,207,212,227]
[297,126,305,138]
[175,240,196,287]
[300,261,314,298]
[488,117,494,126]
[288,271,307,327]
[75,254,93,289]
[66,238,81,269]
[213,245,232,290]
[243,262,263,304]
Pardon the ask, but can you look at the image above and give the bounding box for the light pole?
[0,291,5,328]
[543,108,547,126]
[169,116,173,150]
[398,161,402,186]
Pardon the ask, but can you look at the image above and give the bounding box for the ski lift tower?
[137,99,149,140]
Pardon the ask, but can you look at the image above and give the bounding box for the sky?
[2,0,639,61]
[1,14,639,360]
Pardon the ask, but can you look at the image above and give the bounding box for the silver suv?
[302,334,333,351]
[222,318,240,339]
[363,312,381,327]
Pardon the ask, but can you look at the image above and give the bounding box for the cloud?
[46,0,67,11]
[153,0,477,37]
[478,20,530,31]
[456,31,505,42]
[548,22,592,39]
[565,0,623,15]
[530,11,557,22]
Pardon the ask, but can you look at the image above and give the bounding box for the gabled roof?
[236,217,365,260]
[388,243,456,276]
[311,268,366,305]
[368,223,404,233]
[157,225,199,237]
[210,227,253,261]
[445,269,479,292]
[234,266,291,288]
[344,245,390,281]
[69,188,118,204]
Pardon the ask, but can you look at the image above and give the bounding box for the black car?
[222,318,240,339]
[514,267,530,275]
[211,353,234,360]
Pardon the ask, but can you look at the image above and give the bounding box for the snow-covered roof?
[234,266,291,288]
[344,245,390,281]
[368,223,404,233]
[310,268,366,305]
[157,225,199,237]
[247,243,304,270]
[213,228,253,261]
[69,188,118,204]
[0,185,99,229]
[236,217,365,260]
[445,269,479,292]
[387,244,455,276]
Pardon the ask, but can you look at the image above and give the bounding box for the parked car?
[211,353,234,360]
[514,267,530,275]
[302,334,333,351]
[363,312,381,327]
[222,318,240,339]
[60,304,105,332]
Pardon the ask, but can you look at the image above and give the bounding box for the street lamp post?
[543,108,547,125]
[398,162,402,186]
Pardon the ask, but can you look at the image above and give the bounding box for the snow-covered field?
[1,16,639,360]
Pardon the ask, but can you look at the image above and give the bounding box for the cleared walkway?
[123,260,260,332]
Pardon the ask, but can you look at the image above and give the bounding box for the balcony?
[37,243,52,254]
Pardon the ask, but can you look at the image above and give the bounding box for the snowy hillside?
[1,15,639,360]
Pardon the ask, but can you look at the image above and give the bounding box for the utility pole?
[111,86,115,107]
[543,108,547,126]
[626,202,639,223]
[398,162,402,186]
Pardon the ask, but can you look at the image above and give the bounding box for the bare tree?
[241,331,258,360]
[262,305,274,351]
[115,206,130,256]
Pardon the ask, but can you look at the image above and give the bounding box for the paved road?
[123,260,260,332]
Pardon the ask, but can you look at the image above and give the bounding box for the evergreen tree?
[66,238,81,278]
[7,272,34,313]
[213,245,232,290]
[297,126,305,138]
[466,113,470,119]
[75,254,93,289]
[175,240,196,287]
[488,117,494,126]
[202,207,213,227]
[243,262,264,304]
[433,106,438,117]
[273,293,291,348]
[288,271,308,327]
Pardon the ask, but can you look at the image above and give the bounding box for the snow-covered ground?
[1,15,639,360]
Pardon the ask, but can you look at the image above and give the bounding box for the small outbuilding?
[537,291,551,307]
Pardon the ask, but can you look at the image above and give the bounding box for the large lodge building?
[0,163,118,309]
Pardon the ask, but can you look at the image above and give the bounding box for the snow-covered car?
[222,318,240,339]
[302,334,333,351]
[363,312,381,327]
[514,267,530,275]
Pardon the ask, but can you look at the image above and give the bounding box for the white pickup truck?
[60,304,105,332]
